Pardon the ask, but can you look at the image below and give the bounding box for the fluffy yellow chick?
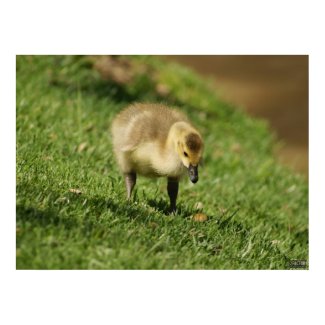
[111,103,203,212]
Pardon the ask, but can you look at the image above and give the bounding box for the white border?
[1,1,324,324]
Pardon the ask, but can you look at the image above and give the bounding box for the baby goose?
[111,103,204,212]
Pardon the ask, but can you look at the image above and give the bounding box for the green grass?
[16,55,308,269]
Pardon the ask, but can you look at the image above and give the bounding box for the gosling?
[111,103,204,212]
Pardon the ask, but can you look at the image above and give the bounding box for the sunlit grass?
[16,55,308,269]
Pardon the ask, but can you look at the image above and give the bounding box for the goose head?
[170,122,203,183]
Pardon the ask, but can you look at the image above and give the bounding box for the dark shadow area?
[146,198,169,214]
[49,75,139,104]
[17,187,169,234]
[146,197,195,216]
[16,204,79,230]
[86,195,151,220]
[82,79,139,103]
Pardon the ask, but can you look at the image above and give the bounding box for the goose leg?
[125,172,136,200]
[167,177,179,213]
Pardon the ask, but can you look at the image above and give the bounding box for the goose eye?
[184,151,188,157]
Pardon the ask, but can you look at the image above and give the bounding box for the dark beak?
[188,164,198,183]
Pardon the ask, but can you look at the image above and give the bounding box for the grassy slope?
[16,56,308,269]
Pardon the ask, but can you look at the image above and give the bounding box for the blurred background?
[165,55,308,177]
